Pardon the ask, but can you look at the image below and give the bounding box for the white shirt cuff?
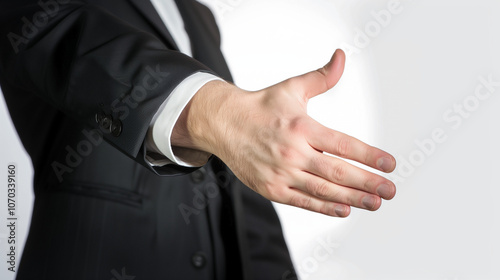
[146,72,223,167]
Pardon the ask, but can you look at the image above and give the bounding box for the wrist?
[171,80,243,157]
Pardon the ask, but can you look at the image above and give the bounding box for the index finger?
[306,123,396,173]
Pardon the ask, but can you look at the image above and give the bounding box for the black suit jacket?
[0,0,296,279]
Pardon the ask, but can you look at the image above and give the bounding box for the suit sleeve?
[0,0,217,175]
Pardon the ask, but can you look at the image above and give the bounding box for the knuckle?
[331,164,346,182]
[318,203,332,216]
[278,147,296,161]
[345,193,355,206]
[364,147,373,165]
[312,181,331,198]
[336,189,348,204]
[362,176,377,192]
[288,117,307,135]
[319,203,342,216]
[289,195,313,210]
[336,137,351,158]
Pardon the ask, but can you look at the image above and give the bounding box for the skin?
[170,49,396,217]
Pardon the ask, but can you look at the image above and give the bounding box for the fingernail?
[377,157,393,172]
[376,183,393,199]
[335,205,346,217]
[362,196,377,210]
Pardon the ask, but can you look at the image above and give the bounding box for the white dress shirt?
[147,0,222,167]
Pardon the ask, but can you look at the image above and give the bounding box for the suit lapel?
[127,0,179,50]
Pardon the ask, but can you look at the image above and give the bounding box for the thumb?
[293,49,346,100]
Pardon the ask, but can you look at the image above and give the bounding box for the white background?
[1,0,499,279]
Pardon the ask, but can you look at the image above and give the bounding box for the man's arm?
[0,1,216,174]
[166,49,397,217]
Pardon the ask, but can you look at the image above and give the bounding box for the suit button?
[191,252,206,269]
[190,168,206,184]
[95,111,105,124]
[100,115,112,131]
[110,119,122,137]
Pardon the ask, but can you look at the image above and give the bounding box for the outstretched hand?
[172,49,396,217]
